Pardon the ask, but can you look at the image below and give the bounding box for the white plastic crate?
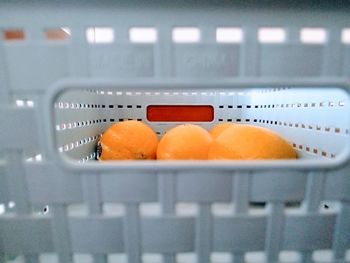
[1,1,350,263]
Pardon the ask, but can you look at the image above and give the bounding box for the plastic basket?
[0,1,350,263]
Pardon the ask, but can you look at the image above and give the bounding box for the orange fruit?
[208,125,297,160]
[157,124,212,160]
[99,120,158,160]
[209,123,236,139]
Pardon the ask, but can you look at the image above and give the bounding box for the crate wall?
[0,1,350,263]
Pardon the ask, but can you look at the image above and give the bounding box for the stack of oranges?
[98,120,297,161]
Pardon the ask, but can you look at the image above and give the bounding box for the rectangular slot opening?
[172,27,200,43]
[258,27,286,43]
[342,28,350,44]
[86,27,114,44]
[45,28,71,40]
[216,27,243,43]
[3,29,25,41]
[129,27,157,43]
[300,28,327,44]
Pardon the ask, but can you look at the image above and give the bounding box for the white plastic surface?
[1,1,350,263]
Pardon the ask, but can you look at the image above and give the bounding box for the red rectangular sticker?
[147,105,214,122]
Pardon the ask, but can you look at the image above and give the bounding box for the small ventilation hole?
[258,27,286,43]
[216,27,243,43]
[129,27,157,43]
[45,28,71,40]
[300,28,326,44]
[3,29,25,41]
[16,100,25,107]
[86,27,114,44]
[172,27,200,43]
[342,28,350,44]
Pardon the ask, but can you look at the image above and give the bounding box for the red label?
[147,105,214,122]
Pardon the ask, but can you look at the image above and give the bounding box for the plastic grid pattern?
[0,1,350,263]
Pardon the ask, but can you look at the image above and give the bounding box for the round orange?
[99,120,158,160]
[209,122,236,139]
[208,125,297,160]
[157,124,212,160]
